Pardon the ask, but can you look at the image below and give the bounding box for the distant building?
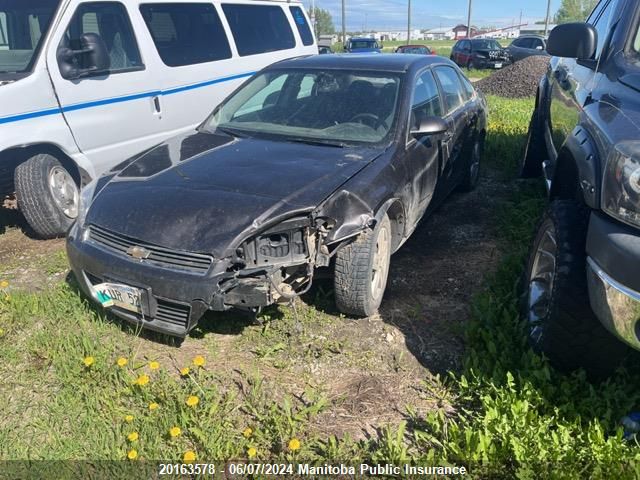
[520,24,557,36]
[318,34,338,47]
[424,27,455,40]
[453,24,479,39]
[373,29,424,42]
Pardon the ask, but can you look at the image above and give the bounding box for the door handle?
[152,96,161,114]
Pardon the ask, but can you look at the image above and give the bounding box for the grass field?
[2,92,640,476]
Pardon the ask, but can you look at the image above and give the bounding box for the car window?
[222,4,295,56]
[140,3,231,67]
[587,0,619,58]
[519,38,534,49]
[233,73,287,116]
[410,70,442,131]
[532,38,545,49]
[458,72,475,101]
[289,6,313,46]
[434,66,464,112]
[63,2,143,73]
[0,13,7,47]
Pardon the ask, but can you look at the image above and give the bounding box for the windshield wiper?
[213,125,249,138]
[284,138,345,148]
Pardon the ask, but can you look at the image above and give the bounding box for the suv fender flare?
[552,126,600,208]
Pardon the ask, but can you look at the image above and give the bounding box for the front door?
[47,0,165,176]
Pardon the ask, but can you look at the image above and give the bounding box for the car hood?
[86,131,381,257]
[349,48,381,53]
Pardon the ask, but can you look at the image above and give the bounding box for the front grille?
[89,225,213,275]
[85,271,191,329]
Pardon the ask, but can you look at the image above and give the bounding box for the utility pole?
[466,0,473,39]
[544,0,552,36]
[342,0,346,46]
[407,0,411,45]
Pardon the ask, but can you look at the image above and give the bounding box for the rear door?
[47,0,165,176]
[547,0,619,178]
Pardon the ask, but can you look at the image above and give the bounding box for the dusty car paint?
[67,54,487,336]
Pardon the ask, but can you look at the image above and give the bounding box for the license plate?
[93,282,144,314]
[494,63,503,69]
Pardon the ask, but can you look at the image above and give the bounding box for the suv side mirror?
[411,116,448,138]
[58,33,111,80]
[547,22,597,59]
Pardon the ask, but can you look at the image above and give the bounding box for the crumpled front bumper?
[586,213,640,350]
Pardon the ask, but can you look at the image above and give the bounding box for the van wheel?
[520,110,544,178]
[523,200,628,378]
[15,154,79,239]
[459,137,482,192]
[334,215,391,317]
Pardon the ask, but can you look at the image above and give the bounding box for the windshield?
[350,40,378,49]
[0,0,59,74]
[206,70,402,146]
[473,40,502,50]
[401,46,429,54]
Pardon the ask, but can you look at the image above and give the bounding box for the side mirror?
[547,22,597,59]
[536,45,544,50]
[58,33,111,80]
[411,116,448,138]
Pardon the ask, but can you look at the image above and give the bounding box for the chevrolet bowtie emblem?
[126,245,151,260]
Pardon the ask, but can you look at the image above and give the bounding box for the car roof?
[399,45,430,48]
[350,37,377,41]
[269,54,451,73]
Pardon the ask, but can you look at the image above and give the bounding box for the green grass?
[2,94,640,476]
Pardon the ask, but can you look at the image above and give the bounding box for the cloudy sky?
[303,0,562,31]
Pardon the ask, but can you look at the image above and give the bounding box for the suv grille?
[89,225,213,275]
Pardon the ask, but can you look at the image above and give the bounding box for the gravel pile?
[475,56,550,98]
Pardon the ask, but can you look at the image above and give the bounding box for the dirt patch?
[0,169,508,440]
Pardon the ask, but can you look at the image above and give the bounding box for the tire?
[467,60,475,70]
[459,136,482,192]
[334,215,392,317]
[14,154,79,239]
[523,200,629,378]
[520,109,544,178]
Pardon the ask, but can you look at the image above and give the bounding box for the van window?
[0,0,59,74]
[434,66,464,112]
[289,6,313,46]
[140,3,231,67]
[63,2,143,73]
[222,4,295,56]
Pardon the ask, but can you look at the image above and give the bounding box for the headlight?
[76,180,98,230]
[602,142,640,228]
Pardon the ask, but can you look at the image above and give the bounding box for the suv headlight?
[602,142,640,228]
[76,180,98,230]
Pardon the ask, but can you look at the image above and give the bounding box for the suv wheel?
[15,154,79,239]
[524,200,629,377]
[334,215,391,317]
[520,110,544,178]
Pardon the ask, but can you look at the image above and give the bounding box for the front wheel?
[15,154,79,239]
[467,60,475,70]
[523,200,629,378]
[334,215,392,317]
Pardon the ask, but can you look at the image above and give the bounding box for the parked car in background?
[67,54,487,337]
[318,46,334,54]
[506,35,549,62]
[450,38,511,69]
[344,37,382,53]
[395,45,435,55]
[0,0,316,239]
[520,0,640,376]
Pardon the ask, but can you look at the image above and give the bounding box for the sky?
[303,0,562,31]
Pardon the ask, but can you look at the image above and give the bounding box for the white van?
[0,0,316,237]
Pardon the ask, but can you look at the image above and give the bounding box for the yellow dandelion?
[186,395,199,407]
[127,432,139,442]
[124,414,134,423]
[83,356,95,368]
[135,374,150,386]
[242,427,253,438]
[183,451,196,463]
[149,361,160,370]
[0,280,8,288]
[116,357,128,367]
[192,355,205,367]
[247,447,257,458]
[0,328,4,336]
[288,438,301,451]
[127,449,138,460]
[148,402,159,411]
[169,426,181,438]
[180,367,190,376]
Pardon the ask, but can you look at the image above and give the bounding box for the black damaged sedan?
[67,54,487,337]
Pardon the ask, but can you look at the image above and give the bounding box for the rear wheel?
[467,60,475,70]
[520,109,544,178]
[14,154,79,239]
[459,136,482,192]
[523,200,629,378]
[334,215,391,317]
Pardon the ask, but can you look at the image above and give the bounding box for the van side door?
[46,0,165,176]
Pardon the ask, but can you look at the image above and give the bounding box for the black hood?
[87,132,380,257]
